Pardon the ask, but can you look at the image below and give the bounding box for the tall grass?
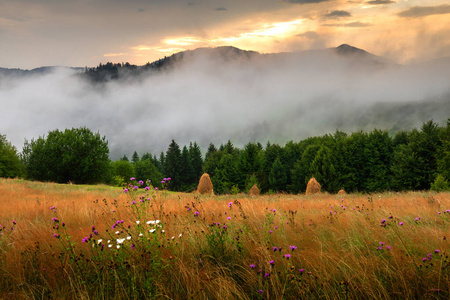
[1,178,449,299]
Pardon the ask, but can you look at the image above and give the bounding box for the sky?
[1,0,450,69]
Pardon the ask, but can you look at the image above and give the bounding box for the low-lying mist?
[1,46,449,159]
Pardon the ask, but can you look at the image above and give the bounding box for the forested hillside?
[5,120,448,194]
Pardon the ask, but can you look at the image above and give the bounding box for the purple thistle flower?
[269,230,273,234]
[124,189,128,193]
[299,269,304,273]
[284,254,291,259]
[139,180,144,185]
[53,233,59,238]
[52,217,59,223]
[273,246,278,252]
[249,264,256,269]
[264,273,270,278]
[12,220,16,225]
[422,257,428,262]
[386,245,392,250]
[50,206,56,210]
[399,222,403,226]
[131,244,135,250]
[257,290,263,294]
[290,245,298,251]
[227,217,231,220]
[130,177,135,181]
[269,260,274,265]
[435,249,441,253]
[81,237,89,243]
[381,219,386,223]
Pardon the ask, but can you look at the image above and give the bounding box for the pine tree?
[179,145,195,190]
[189,142,203,182]
[268,157,287,192]
[164,140,182,190]
[132,151,140,163]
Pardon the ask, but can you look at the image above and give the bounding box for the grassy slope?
[1,178,450,299]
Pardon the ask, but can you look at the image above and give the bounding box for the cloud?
[323,10,352,19]
[398,5,450,18]
[296,31,320,39]
[281,0,330,4]
[366,0,395,5]
[324,21,371,27]
[1,48,449,160]
[215,7,227,11]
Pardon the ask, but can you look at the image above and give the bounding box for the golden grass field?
[1,178,450,299]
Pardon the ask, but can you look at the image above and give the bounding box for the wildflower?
[12,220,16,225]
[399,222,403,226]
[53,233,59,238]
[422,257,428,262]
[179,233,182,238]
[108,244,112,248]
[273,246,278,252]
[415,217,421,221]
[194,211,200,216]
[381,219,386,224]
[379,242,385,245]
[81,237,89,243]
[93,230,99,235]
[149,229,156,233]
[227,217,231,220]
[299,269,304,273]
[124,189,128,193]
[290,245,298,251]
[144,187,150,191]
[139,233,143,237]
[126,236,131,240]
[284,254,291,259]
[97,239,103,244]
[130,177,135,181]
[386,245,392,250]
[264,273,270,278]
[269,260,274,265]
[136,221,140,224]
[274,226,278,229]
[133,186,138,191]
[131,201,136,205]
[257,290,263,294]
[117,245,121,249]
[161,180,165,184]
[50,206,56,210]
[435,249,441,253]
[139,180,144,185]
[228,202,233,207]
[249,264,256,269]
[131,244,135,249]
[52,217,59,223]
[116,238,125,244]
[115,231,120,235]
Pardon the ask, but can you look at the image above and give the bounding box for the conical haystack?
[337,189,347,195]
[306,177,321,195]
[249,184,260,197]
[197,173,214,195]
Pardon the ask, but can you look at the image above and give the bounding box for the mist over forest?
[1,44,449,159]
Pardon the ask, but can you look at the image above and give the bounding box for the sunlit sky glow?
[0,0,449,68]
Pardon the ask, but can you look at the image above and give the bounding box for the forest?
[1,119,449,194]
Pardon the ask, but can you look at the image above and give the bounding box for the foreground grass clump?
[1,178,450,299]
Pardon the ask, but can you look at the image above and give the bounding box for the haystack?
[305,177,321,195]
[249,184,260,197]
[197,173,214,195]
[337,189,347,195]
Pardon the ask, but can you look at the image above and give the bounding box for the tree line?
[0,120,449,193]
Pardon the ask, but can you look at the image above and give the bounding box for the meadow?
[1,178,449,299]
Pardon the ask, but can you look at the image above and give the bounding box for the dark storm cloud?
[323,10,352,19]
[398,5,450,18]
[366,0,395,5]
